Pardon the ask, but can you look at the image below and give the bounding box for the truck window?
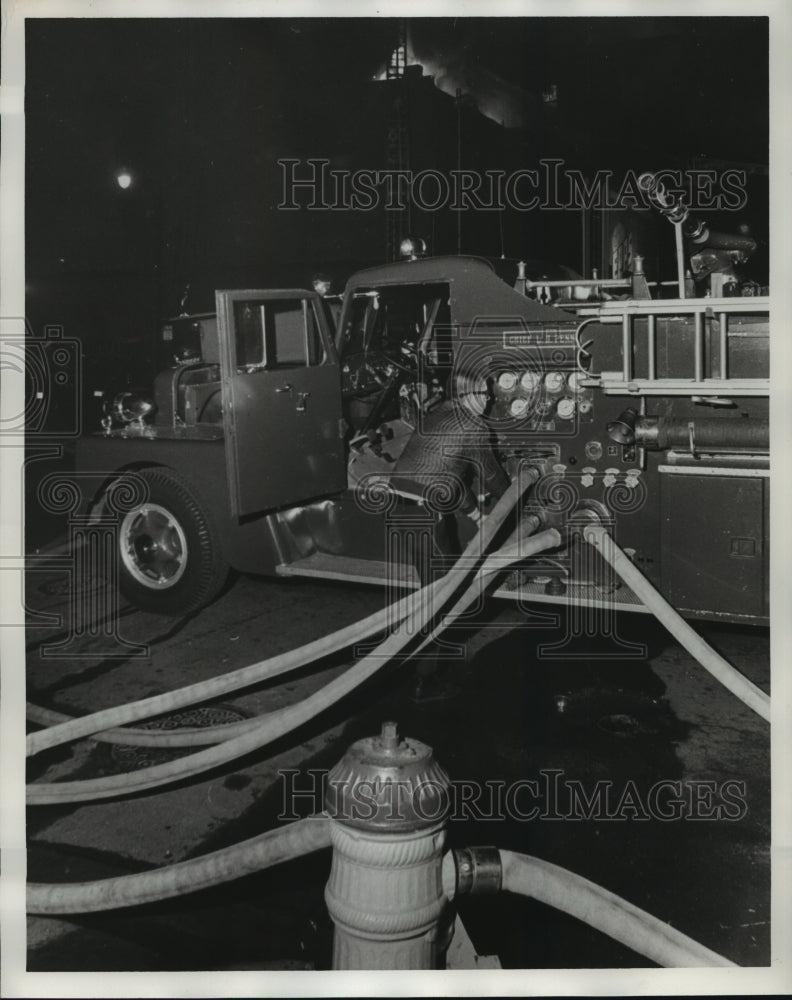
[342,283,451,360]
[233,298,325,369]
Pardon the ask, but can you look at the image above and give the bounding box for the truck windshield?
[340,282,451,361]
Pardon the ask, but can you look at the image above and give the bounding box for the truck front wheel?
[116,467,229,615]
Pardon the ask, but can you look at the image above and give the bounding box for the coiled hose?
[584,524,770,723]
[27,471,538,758]
[27,815,330,915]
[499,850,735,967]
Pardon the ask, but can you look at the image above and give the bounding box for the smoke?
[375,23,541,130]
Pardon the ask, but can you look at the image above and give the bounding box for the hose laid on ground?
[28,489,559,804]
[27,577,425,756]
[28,470,540,758]
[583,524,770,723]
[24,565,479,749]
[27,528,559,804]
[27,815,330,915]
[26,514,547,750]
[499,850,735,967]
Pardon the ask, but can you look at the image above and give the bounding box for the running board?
[492,578,647,613]
[276,553,420,587]
[274,553,767,623]
[276,552,649,612]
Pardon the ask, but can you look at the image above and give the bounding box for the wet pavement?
[24,559,770,971]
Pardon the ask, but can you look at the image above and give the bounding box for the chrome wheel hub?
[120,503,188,589]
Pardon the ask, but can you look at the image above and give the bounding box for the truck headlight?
[113,392,156,425]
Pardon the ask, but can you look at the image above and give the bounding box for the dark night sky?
[25,16,768,377]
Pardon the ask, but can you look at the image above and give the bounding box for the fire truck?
[76,184,769,624]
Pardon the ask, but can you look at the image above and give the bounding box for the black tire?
[115,467,229,615]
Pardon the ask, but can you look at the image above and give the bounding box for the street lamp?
[115,168,133,190]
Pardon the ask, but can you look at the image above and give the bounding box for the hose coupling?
[607,407,638,446]
[443,846,503,900]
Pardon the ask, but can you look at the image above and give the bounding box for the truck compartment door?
[217,290,346,518]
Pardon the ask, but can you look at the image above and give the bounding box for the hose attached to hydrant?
[498,850,735,967]
[27,816,330,915]
[26,726,737,970]
[445,847,735,968]
[583,524,770,723]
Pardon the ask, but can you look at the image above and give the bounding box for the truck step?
[275,552,419,587]
[275,553,646,611]
[493,578,647,613]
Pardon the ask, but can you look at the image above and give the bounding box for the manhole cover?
[596,712,643,737]
[103,704,250,772]
[552,689,675,740]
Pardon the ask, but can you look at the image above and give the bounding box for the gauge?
[497,371,518,391]
[556,397,576,420]
[544,371,565,393]
[520,371,540,392]
[509,397,529,417]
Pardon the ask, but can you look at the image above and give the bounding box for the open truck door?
[217,289,347,518]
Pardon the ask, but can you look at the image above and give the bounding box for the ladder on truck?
[575,297,770,397]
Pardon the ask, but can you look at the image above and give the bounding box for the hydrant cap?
[325,722,451,831]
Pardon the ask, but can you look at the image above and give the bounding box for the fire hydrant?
[324,721,452,969]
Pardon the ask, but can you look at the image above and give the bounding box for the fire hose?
[27,831,734,967]
[496,850,734,967]
[26,515,769,764]
[26,529,561,803]
[27,481,565,804]
[27,816,331,915]
[26,470,540,758]
[26,512,768,804]
[25,514,543,751]
[23,523,761,971]
[25,572,457,754]
[583,524,770,723]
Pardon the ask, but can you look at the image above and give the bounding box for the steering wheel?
[342,349,415,397]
